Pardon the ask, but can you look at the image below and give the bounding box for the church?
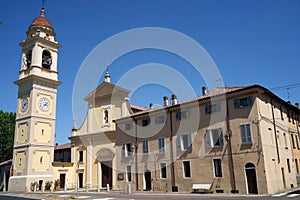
[7,6,300,194]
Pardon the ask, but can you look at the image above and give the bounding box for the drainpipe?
[168,108,176,191]
[225,99,237,193]
[134,118,139,191]
[270,98,280,163]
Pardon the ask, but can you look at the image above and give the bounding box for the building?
[7,4,300,195]
[8,5,61,192]
[0,160,12,192]
[114,85,300,194]
[52,143,73,190]
[69,73,146,191]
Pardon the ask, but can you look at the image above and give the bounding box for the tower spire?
[41,0,46,16]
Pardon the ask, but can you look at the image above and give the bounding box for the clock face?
[21,98,28,111]
[39,97,50,111]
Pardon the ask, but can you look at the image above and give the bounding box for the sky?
[1,0,300,145]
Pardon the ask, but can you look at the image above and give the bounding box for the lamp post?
[225,131,237,193]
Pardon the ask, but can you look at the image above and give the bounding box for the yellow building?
[114,85,299,194]
[9,6,61,192]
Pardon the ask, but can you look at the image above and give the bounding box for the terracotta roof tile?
[55,143,71,150]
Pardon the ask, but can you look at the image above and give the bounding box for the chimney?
[163,96,169,106]
[55,143,58,147]
[149,103,153,109]
[171,94,178,105]
[202,86,207,95]
[287,101,291,105]
[295,102,299,109]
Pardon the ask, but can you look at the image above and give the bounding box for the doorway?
[245,163,258,194]
[78,173,83,188]
[38,180,43,191]
[60,174,66,188]
[101,161,112,188]
[144,170,152,191]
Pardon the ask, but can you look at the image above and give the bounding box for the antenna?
[270,83,300,102]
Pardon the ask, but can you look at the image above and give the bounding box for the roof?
[0,159,12,167]
[55,143,71,150]
[114,84,300,121]
[84,81,130,101]
[29,8,54,32]
[130,104,148,113]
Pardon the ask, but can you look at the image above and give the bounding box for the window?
[292,135,296,149]
[280,106,284,120]
[234,96,253,108]
[125,123,133,131]
[291,113,295,124]
[42,50,52,69]
[122,143,132,157]
[287,159,291,173]
[142,119,150,127]
[79,151,83,162]
[158,137,165,153]
[288,111,291,122]
[213,158,223,177]
[176,111,189,120]
[182,161,191,178]
[160,163,167,179]
[126,165,132,182]
[104,110,109,124]
[240,123,252,144]
[41,129,44,135]
[155,116,165,124]
[177,134,192,151]
[205,103,221,114]
[142,140,149,154]
[40,156,43,164]
[19,158,22,165]
[284,133,288,148]
[295,159,299,173]
[205,128,224,147]
[297,135,300,150]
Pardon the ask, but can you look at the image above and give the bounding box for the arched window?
[25,50,32,67]
[245,162,255,168]
[42,50,52,70]
[104,110,109,124]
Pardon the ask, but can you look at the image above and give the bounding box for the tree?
[0,110,16,163]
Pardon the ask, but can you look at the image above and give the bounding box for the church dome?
[29,8,54,32]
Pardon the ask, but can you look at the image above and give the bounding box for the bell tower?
[8,5,61,192]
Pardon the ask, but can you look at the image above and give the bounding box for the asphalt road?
[0,190,299,200]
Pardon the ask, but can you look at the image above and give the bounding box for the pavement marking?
[77,196,92,199]
[92,198,115,200]
[287,194,300,198]
[272,192,287,197]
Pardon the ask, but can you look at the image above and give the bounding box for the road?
[0,190,299,200]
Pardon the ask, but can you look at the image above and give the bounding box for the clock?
[39,97,50,111]
[21,98,28,111]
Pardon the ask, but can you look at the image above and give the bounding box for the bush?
[45,181,53,190]
[30,182,38,191]
[54,179,60,190]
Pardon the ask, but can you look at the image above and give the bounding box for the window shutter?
[234,99,239,108]
[247,96,253,106]
[188,133,192,150]
[205,130,211,153]
[219,129,224,146]
[217,103,221,112]
[246,124,251,143]
[205,105,209,114]
[240,125,246,143]
[122,144,125,157]
[176,135,181,153]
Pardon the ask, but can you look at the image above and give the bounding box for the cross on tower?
[42,0,46,9]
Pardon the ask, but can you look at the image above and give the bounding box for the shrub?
[45,181,53,190]
[30,181,38,191]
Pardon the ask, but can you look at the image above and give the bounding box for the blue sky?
[1,0,300,145]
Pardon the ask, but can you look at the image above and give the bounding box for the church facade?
[7,6,300,194]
